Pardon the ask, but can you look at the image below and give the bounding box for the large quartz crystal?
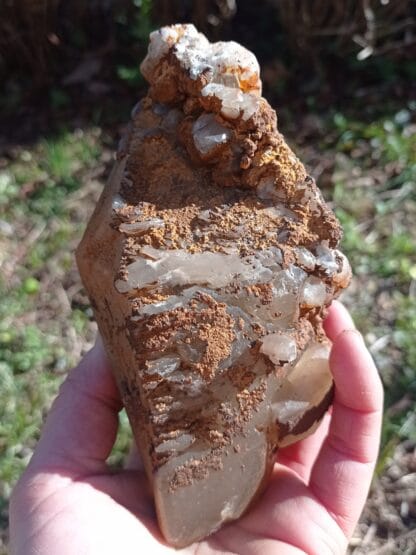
[77,24,351,548]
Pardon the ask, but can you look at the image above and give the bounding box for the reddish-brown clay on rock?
[76,24,351,548]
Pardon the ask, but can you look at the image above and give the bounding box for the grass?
[3,130,101,219]
[327,105,416,456]
[0,127,114,551]
[0,97,415,552]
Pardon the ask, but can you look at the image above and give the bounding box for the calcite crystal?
[77,24,351,548]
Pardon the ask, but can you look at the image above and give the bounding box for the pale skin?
[10,301,383,555]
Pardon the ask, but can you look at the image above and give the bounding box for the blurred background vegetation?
[0,1,415,553]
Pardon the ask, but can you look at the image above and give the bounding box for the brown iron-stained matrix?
[77,24,351,548]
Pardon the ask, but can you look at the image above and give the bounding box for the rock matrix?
[77,24,351,548]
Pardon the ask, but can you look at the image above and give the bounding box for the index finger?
[310,302,384,538]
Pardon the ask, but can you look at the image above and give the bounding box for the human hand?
[10,301,383,554]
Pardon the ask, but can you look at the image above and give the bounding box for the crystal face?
[192,113,232,155]
[77,24,351,548]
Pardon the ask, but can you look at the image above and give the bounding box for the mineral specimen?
[76,24,351,548]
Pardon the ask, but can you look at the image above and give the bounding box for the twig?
[363,0,376,44]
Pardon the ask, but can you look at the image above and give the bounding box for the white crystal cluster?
[114,238,337,393]
[116,246,283,292]
[113,242,346,381]
[260,333,297,363]
[119,218,165,235]
[116,244,346,330]
[192,113,232,155]
[201,83,260,120]
[271,342,331,433]
[256,176,286,201]
[147,339,332,455]
[256,174,329,222]
[141,23,261,121]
